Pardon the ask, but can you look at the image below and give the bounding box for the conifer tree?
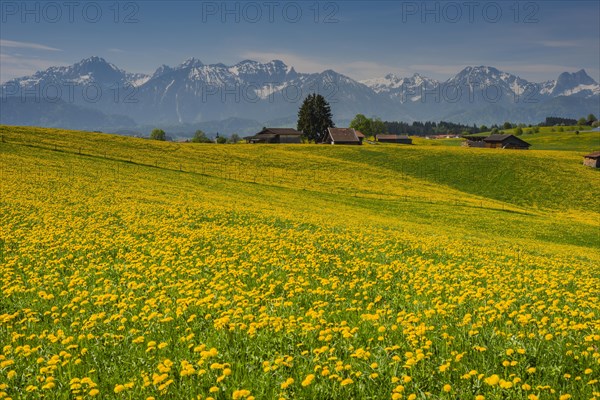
[297,93,334,142]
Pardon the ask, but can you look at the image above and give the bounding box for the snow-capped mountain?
[361,66,599,124]
[125,59,391,124]
[1,57,598,131]
[364,66,600,103]
[4,56,150,89]
[443,66,537,99]
[229,59,298,84]
[361,73,439,103]
[550,70,600,97]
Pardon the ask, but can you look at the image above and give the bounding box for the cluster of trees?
[348,115,386,137]
[542,115,598,127]
[542,117,577,126]
[150,128,167,141]
[382,114,599,137]
[149,129,242,143]
[196,131,242,143]
[577,114,598,127]
[190,130,213,143]
[489,125,538,136]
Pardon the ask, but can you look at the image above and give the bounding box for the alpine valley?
[2,57,599,135]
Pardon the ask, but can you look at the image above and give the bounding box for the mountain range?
[1,57,599,135]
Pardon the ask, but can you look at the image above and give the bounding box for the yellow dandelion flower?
[302,374,315,387]
[114,385,125,394]
[484,374,500,386]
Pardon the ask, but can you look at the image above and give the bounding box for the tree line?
[382,121,482,136]
[542,115,598,127]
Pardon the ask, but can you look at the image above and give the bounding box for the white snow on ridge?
[256,82,288,99]
[130,76,151,87]
[74,74,91,84]
[558,84,600,96]
[539,81,557,95]
[160,79,175,103]
[361,73,439,96]
[360,77,392,86]
[510,81,530,96]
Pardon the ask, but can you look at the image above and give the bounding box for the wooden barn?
[376,134,412,144]
[462,136,486,148]
[583,151,600,168]
[322,128,362,145]
[244,128,303,144]
[483,134,531,149]
[354,130,366,144]
[464,134,531,149]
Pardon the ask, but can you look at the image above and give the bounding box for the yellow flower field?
[0,126,599,399]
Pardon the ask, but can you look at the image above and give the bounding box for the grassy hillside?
[1,125,599,399]
[410,137,464,147]
[463,126,600,152]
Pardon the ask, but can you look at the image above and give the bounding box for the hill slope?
[1,126,598,399]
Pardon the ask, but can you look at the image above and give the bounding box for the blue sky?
[1,1,599,83]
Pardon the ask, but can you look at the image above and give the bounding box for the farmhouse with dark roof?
[244,128,303,144]
[322,128,362,145]
[464,134,531,150]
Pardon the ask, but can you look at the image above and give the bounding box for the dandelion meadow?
[1,126,599,399]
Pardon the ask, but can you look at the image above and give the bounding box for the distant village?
[243,127,539,150]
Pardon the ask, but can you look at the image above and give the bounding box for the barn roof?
[584,151,600,159]
[327,128,360,142]
[484,134,514,142]
[354,130,366,138]
[484,134,531,146]
[464,136,486,141]
[244,127,303,140]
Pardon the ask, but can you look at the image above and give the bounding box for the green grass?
[462,126,600,152]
